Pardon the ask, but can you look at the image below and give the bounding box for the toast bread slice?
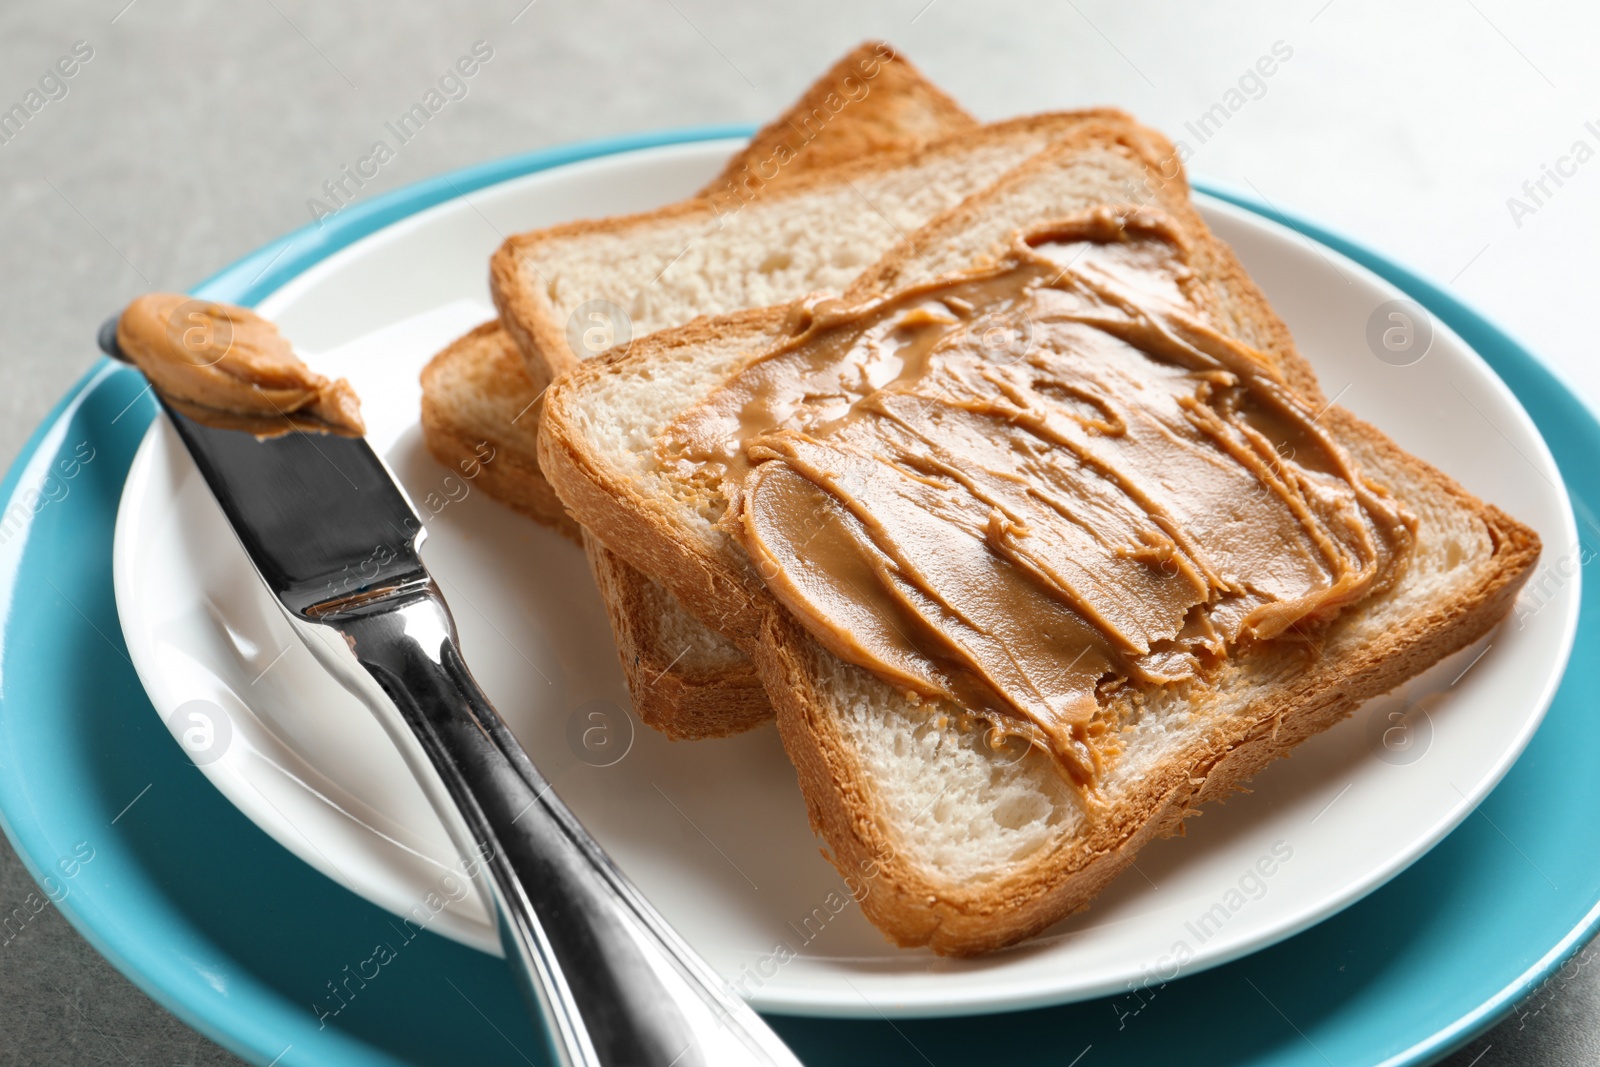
[538,121,1541,954]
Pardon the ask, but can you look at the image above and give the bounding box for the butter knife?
[99,317,801,1067]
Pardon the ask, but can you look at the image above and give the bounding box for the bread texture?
[538,121,1542,955]
[421,43,977,737]
[491,109,1141,396]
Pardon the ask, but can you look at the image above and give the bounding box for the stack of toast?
[421,43,1538,955]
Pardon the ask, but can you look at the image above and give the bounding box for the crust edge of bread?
[582,530,772,740]
[695,41,976,200]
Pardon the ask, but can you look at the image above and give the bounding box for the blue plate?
[1,130,1596,1067]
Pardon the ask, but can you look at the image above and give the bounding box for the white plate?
[112,140,1580,1018]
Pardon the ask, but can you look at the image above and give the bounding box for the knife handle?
[294,585,799,1067]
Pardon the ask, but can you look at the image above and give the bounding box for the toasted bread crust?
[539,121,1542,954]
[541,307,797,638]
[695,42,975,201]
[582,531,771,739]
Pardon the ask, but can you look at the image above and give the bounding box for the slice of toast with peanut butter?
[538,119,1540,955]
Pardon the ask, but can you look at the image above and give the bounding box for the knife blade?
[163,406,428,615]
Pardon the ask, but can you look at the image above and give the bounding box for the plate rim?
[0,126,1594,1065]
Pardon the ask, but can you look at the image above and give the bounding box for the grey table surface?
[1,0,1596,1063]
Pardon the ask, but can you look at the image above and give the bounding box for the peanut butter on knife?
[116,294,365,437]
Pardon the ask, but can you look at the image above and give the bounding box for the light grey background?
[0,1,1595,1063]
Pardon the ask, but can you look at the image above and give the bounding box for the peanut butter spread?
[117,293,364,437]
[659,208,1415,785]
